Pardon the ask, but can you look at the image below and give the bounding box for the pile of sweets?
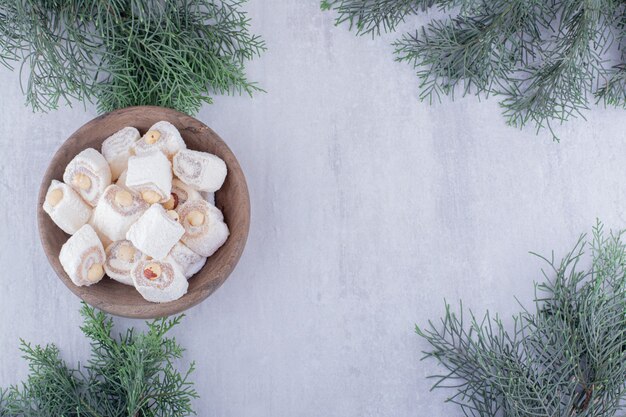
[43,121,229,303]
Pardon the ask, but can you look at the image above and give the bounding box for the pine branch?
[417,222,626,416]
[321,0,426,36]
[323,0,626,138]
[395,1,552,102]
[500,0,608,134]
[321,0,473,35]
[596,65,626,107]
[596,7,626,107]
[4,342,87,417]
[0,0,265,115]
[2,303,198,417]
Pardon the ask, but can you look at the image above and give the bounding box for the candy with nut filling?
[101,127,140,180]
[63,148,112,207]
[133,121,186,159]
[104,240,147,286]
[126,151,172,204]
[177,199,229,257]
[43,180,92,235]
[131,259,188,303]
[92,185,149,241]
[59,224,106,286]
[173,149,227,192]
[126,204,184,260]
[162,178,202,211]
[166,241,207,279]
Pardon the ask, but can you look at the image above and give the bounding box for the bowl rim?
[37,106,250,319]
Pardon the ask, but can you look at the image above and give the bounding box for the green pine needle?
[416,221,626,416]
[0,0,265,115]
[323,0,626,139]
[0,303,198,417]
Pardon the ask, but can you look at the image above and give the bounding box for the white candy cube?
[101,127,140,180]
[126,152,172,204]
[134,121,186,159]
[126,204,184,260]
[173,149,227,192]
[43,180,92,235]
[59,224,106,287]
[63,148,112,207]
[177,199,229,257]
[92,185,148,241]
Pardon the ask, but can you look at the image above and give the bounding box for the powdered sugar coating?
[105,240,147,286]
[133,121,186,159]
[173,149,227,192]
[51,118,230,302]
[177,199,229,257]
[101,127,140,180]
[171,178,202,207]
[92,185,149,241]
[126,152,172,203]
[166,241,206,279]
[59,224,106,286]
[126,204,185,260]
[63,148,111,207]
[43,180,92,235]
[131,259,188,303]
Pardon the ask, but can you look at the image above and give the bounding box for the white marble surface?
[1,1,625,416]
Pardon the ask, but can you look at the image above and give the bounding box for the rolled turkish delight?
[101,127,140,180]
[91,185,149,241]
[63,148,112,207]
[59,224,106,286]
[173,149,227,192]
[177,199,229,257]
[104,240,147,286]
[166,242,206,279]
[133,121,186,159]
[126,152,172,204]
[131,259,188,303]
[162,179,202,211]
[126,204,184,260]
[43,180,92,235]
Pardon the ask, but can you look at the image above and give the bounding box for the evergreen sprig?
[0,0,265,115]
[322,0,626,138]
[0,304,198,417]
[416,222,626,416]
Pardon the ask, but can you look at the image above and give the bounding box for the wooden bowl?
[37,106,250,319]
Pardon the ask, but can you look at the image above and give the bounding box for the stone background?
[1,1,625,416]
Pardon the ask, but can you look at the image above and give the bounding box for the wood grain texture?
[37,106,250,318]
